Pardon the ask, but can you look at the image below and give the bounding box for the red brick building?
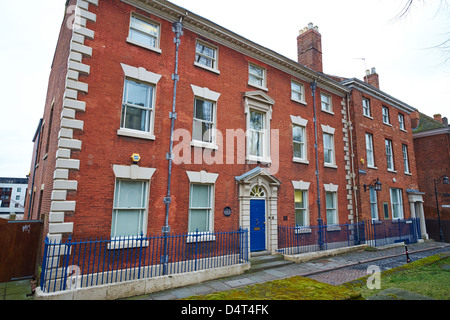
[297,23,425,237]
[413,113,450,242]
[25,0,357,254]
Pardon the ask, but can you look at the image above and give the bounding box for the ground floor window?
[111,180,148,238]
[325,191,337,225]
[189,184,213,233]
[390,188,404,219]
[295,190,308,227]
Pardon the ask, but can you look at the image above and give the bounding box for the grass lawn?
[345,252,450,300]
[185,252,450,300]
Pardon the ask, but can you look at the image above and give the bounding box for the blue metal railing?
[278,222,365,255]
[278,218,421,255]
[364,218,421,247]
[40,228,248,293]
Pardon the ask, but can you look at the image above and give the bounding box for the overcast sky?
[0,0,449,178]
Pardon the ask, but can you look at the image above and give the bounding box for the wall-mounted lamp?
[363,178,382,192]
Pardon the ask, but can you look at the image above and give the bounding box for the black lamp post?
[434,174,449,242]
[364,178,382,192]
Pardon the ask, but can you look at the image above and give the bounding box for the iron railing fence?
[277,222,366,255]
[364,218,421,247]
[40,228,248,293]
[278,218,421,255]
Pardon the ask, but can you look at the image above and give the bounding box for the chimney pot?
[371,67,376,74]
[433,114,442,123]
[443,117,448,126]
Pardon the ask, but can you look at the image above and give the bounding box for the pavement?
[2,240,448,301]
[124,240,450,300]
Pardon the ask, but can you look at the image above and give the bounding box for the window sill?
[108,238,149,250]
[194,62,220,75]
[247,82,268,92]
[126,38,162,54]
[324,163,338,169]
[367,165,378,170]
[186,233,216,243]
[117,128,155,140]
[326,226,341,232]
[400,129,407,133]
[404,172,412,176]
[190,140,218,150]
[294,227,311,234]
[291,98,307,106]
[383,122,392,127]
[293,158,309,165]
[363,114,373,120]
[321,109,334,116]
[387,169,397,174]
[247,155,272,164]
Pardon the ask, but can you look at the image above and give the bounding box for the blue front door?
[250,199,266,252]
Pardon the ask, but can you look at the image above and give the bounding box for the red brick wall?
[349,89,418,221]
[28,0,350,240]
[413,132,450,221]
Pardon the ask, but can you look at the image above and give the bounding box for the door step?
[247,251,294,273]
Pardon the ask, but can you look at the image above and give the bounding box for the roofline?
[413,126,450,139]
[126,0,350,96]
[341,78,416,114]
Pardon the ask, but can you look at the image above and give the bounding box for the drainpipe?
[27,118,43,220]
[346,92,361,243]
[310,80,324,250]
[162,18,183,275]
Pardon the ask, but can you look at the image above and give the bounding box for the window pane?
[115,181,145,208]
[293,143,303,159]
[189,209,209,232]
[131,17,158,36]
[194,99,213,122]
[125,80,152,108]
[130,29,156,48]
[293,126,304,143]
[123,106,148,131]
[249,130,262,156]
[250,110,263,130]
[113,209,143,237]
[295,209,306,226]
[190,184,211,208]
[294,190,305,208]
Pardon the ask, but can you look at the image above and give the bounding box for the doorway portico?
[235,167,281,254]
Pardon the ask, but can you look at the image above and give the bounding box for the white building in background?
[0,177,28,220]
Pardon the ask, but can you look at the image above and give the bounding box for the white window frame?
[402,144,410,174]
[382,106,390,125]
[398,114,406,131]
[365,133,376,168]
[186,171,219,241]
[194,40,220,74]
[390,188,404,220]
[321,92,333,114]
[321,125,336,168]
[118,63,162,140]
[291,81,306,104]
[362,98,371,118]
[291,115,308,164]
[292,180,310,229]
[385,139,395,171]
[324,183,339,226]
[109,164,156,249]
[244,92,274,164]
[126,13,161,54]
[248,63,267,90]
[190,85,221,149]
[369,186,378,220]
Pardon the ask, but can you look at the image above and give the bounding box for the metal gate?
[0,219,43,282]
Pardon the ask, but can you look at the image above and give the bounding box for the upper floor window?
[402,144,410,174]
[382,106,390,124]
[365,133,375,168]
[321,93,332,113]
[362,98,371,118]
[291,81,305,104]
[398,114,405,131]
[127,14,161,53]
[195,40,219,73]
[385,139,395,171]
[121,79,154,133]
[322,125,336,168]
[249,110,266,158]
[293,125,306,161]
[193,98,215,144]
[248,64,266,90]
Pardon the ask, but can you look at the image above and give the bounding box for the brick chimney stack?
[297,23,323,73]
[433,114,442,123]
[364,67,380,89]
